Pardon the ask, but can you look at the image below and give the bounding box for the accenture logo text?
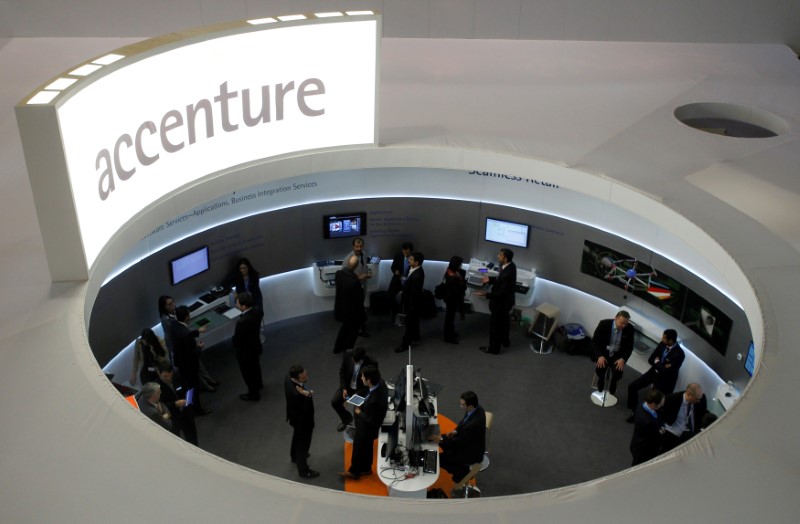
[96,78,325,201]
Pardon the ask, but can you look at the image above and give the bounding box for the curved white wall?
[7,36,800,523]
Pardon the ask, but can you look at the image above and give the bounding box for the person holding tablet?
[338,365,387,480]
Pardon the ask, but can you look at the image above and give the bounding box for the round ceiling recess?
[674,102,788,138]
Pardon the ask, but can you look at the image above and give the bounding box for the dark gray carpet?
[194,307,638,496]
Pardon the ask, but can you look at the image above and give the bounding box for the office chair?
[451,411,493,498]
[528,304,560,354]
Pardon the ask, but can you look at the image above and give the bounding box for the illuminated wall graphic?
[581,239,730,354]
[17,16,379,278]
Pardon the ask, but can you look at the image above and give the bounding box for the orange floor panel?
[344,415,458,497]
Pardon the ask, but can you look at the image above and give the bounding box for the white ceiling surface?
[2,0,800,49]
[2,34,800,522]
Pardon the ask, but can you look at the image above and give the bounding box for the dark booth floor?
[193,307,637,497]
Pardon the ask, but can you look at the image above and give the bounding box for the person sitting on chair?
[438,391,486,483]
[626,328,685,422]
[659,383,707,453]
[592,310,634,396]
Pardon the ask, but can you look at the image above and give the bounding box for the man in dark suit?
[331,347,378,432]
[388,242,413,322]
[137,382,173,431]
[338,365,388,480]
[333,255,366,354]
[478,248,517,355]
[340,237,372,337]
[284,364,319,479]
[660,383,707,453]
[629,388,664,466]
[156,363,198,446]
[395,252,425,353]
[172,305,211,415]
[232,292,264,402]
[626,329,685,421]
[592,310,635,395]
[438,391,487,482]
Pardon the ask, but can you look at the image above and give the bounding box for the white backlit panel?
[57,20,378,266]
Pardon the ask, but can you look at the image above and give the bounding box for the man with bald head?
[659,382,707,453]
[333,255,366,354]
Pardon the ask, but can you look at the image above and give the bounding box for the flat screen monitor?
[392,367,407,408]
[416,372,435,417]
[744,340,755,377]
[169,246,210,286]
[485,217,530,248]
[323,212,367,239]
[383,418,400,463]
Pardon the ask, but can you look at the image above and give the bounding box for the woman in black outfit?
[130,328,169,385]
[233,257,263,309]
[443,256,466,344]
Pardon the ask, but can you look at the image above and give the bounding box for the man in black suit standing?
[232,292,264,402]
[333,255,366,354]
[331,347,378,432]
[438,391,487,482]
[172,305,211,416]
[626,328,685,421]
[478,248,517,355]
[660,383,707,453]
[629,388,664,466]
[284,364,319,479]
[341,237,372,337]
[388,241,413,322]
[338,365,388,480]
[592,310,635,395]
[395,252,425,353]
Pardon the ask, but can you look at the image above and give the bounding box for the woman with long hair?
[130,328,168,385]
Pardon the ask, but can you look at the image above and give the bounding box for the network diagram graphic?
[597,254,671,300]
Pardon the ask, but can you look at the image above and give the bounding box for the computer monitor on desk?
[415,372,436,418]
[382,417,401,464]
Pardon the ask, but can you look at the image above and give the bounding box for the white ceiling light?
[70,64,103,76]
[44,78,78,90]
[92,53,125,66]
[277,14,307,22]
[27,91,60,104]
[246,17,277,25]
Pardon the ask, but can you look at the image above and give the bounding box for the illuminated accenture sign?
[19,17,379,277]
[94,78,327,201]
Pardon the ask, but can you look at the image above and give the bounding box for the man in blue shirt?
[629,388,665,465]
[626,329,685,421]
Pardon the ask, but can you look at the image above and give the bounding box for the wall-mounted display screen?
[580,240,687,318]
[682,290,732,355]
[580,239,732,355]
[485,217,530,248]
[324,212,366,239]
[744,340,755,377]
[169,246,209,285]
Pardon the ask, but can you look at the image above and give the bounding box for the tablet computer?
[346,395,366,407]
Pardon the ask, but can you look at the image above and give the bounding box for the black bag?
[434,282,446,300]
[420,289,438,319]
[427,488,449,499]
[369,291,391,315]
